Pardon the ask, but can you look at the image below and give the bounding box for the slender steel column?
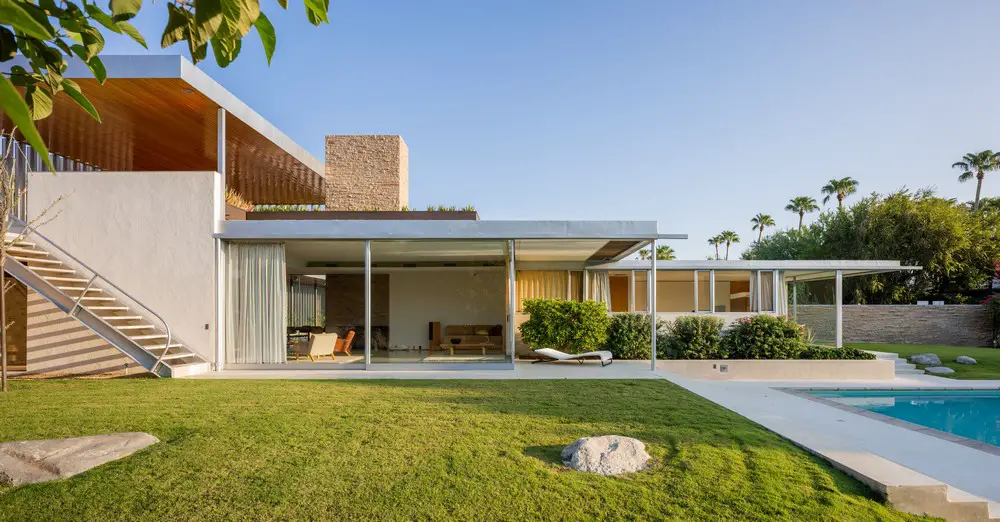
[365,240,372,367]
[709,270,716,313]
[650,240,657,371]
[508,240,516,365]
[835,270,843,348]
[213,108,227,371]
[628,270,635,312]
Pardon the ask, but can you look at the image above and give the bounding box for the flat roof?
[218,219,674,240]
[600,259,921,280]
[1,55,324,204]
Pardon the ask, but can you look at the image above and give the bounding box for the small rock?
[0,432,158,486]
[924,366,955,375]
[956,356,977,365]
[908,353,942,366]
[561,435,651,476]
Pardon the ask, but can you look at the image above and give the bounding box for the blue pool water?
[808,390,1000,447]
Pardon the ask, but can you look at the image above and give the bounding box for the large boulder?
[924,366,955,375]
[561,435,651,476]
[956,356,978,365]
[908,353,942,366]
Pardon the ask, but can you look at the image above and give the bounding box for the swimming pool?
[807,389,1000,447]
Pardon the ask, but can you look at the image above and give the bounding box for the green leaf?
[0,0,56,40]
[84,3,121,33]
[194,0,224,43]
[0,75,54,171]
[116,21,147,48]
[109,0,141,22]
[25,85,53,120]
[71,46,108,83]
[61,78,101,122]
[303,0,328,25]
[276,0,287,8]
[253,11,275,64]
[211,35,241,67]
[161,3,190,48]
[0,27,15,62]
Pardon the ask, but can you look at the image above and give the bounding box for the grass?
[848,343,1000,380]
[0,379,924,521]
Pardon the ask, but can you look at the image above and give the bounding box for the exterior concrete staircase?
[3,221,209,378]
[870,351,925,376]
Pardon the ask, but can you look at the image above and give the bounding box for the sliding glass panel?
[282,240,366,367]
[715,270,752,313]
[369,240,510,365]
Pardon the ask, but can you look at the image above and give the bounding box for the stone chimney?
[324,135,409,210]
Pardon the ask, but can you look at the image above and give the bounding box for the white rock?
[0,432,159,486]
[956,356,977,365]
[561,435,651,476]
[908,353,942,366]
[924,366,955,374]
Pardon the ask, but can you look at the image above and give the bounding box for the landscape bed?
[849,343,1000,380]
[0,379,921,521]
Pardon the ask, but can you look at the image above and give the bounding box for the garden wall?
[795,305,992,347]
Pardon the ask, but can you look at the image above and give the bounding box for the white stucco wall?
[27,171,219,361]
[387,269,505,349]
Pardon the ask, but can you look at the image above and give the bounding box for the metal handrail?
[8,215,175,375]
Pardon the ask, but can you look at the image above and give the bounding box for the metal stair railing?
[8,216,177,376]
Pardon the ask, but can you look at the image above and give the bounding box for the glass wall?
[369,240,511,365]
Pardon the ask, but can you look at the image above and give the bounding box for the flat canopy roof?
[1,55,324,204]
[602,259,921,280]
[221,219,680,264]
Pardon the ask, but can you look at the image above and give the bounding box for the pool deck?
[659,370,1000,504]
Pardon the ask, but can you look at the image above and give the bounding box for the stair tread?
[30,266,76,274]
[131,334,168,340]
[11,256,61,265]
[43,276,90,283]
[7,246,49,256]
[158,352,197,361]
[100,315,143,321]
[56,286,103,292]
[88,306,128,311]
[116,324,154,330]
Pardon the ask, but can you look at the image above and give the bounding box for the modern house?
[0,56,914,377]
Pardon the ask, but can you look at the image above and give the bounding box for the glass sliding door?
[368,240,511,366]
[695,270,712,313]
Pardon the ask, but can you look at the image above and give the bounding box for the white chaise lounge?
[531,348,613,367]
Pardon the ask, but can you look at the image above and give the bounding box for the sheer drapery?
[760,271,775,312]
[776,272,788,316]
[226,242,287,364]
[587,271,612,311]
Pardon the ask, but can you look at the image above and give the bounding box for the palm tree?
[785,196,820,230]
[821,177,860,209]
[719,231,740,260]
[637,249,650,260]
[655,245,675,260]
[707,235,722,260]
[750,213,775,243]
[952,150,1000,210]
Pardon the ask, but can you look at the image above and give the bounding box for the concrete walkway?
[658,370,1000,504]
[191,360,663,379]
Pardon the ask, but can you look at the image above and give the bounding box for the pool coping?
[779,387,1000,458]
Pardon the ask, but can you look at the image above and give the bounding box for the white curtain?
[587,271,612,311]
[760,271,775,312]
[776,271,789,316]
[749,272,758,312]
[226,242,287,364]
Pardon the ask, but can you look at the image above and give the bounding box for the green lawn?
[849,343,1000,380]
[0,379,923,521]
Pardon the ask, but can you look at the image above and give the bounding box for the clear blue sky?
[103,0,1000,260]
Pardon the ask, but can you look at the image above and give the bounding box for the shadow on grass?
[524,444,565,467]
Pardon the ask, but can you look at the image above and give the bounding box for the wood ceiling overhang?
[1,56,324,204]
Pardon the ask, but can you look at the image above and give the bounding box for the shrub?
[798,346,875,360]
[519,298,610,354]
[987,294,1000,348]
[662,315,726,359]
[721,315,806,359]
[604,313,667,360]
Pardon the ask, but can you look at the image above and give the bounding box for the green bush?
[519,298,610,354]
[663,315,726,359]
[798,346,875,360]
[604,313,667,360]
[721,315,806,359]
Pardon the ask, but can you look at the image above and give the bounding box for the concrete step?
[896,369,926,375]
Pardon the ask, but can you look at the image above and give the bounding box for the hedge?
[519,298,610,354]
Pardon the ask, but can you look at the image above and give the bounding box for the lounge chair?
[293,332,339,362]
[335,330,355,356]
[531,348,613,367]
